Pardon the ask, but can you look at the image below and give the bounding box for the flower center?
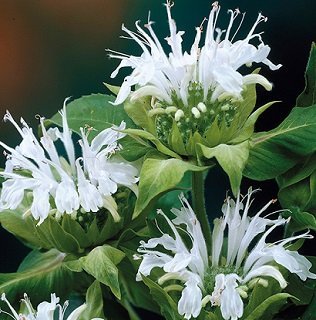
[153,81,238,148]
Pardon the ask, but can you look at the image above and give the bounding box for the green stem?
[191,171,212,253]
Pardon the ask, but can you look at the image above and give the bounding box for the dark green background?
[0,0,315,277]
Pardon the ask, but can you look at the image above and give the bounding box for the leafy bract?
[198,141,249,196]
[133,158,208,218]
[0,208,127,254]
[124,96,156,134]
[80,245,125,299]
[79,281,105,320]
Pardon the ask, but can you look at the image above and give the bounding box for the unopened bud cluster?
[152,82,238,146]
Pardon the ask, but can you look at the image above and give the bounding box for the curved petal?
[178,276,203,319]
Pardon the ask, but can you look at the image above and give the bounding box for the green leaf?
[276,153,316,230]
[133,158,207,218]
[141,276,182,320]
[243,278,283,320]
[104,82,121,95]
[0,210,45,249]
[296,42,316,108]
[48,94,136,140]
[302,290,316,319]
[34,216,81,253]
[277,153,316,189]
[119,257,160,316]
[288,209,316,231]
[198,141,249,195]
[79,281,105,320]
[244,105,316,180]
[80,245,125,299]
[119,135,155,161]
[0,249,82,307]
[285,257,316,306]
[243,293,293,320]
[153,171,192,214]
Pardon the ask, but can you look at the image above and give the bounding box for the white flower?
[135,189,316,320]
[109,1,281,107]
[0,293,103,320]
[0,100,138,224]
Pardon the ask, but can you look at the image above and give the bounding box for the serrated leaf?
[296,42,316,108]
[48,94,136,140]
[198,141,249,196]
[244,105,316,180]
[133,158,207,218]
[80,245,125,299]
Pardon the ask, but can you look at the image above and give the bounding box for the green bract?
[0,187,136,254]
[122,75,275,195]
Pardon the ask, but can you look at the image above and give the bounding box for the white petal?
[55,181,79,214]
[136,254,170,281]
[220,274,243,320]
[0,178,28,210]
[36,293,60,320]
[178,277,203,319]
[272,247,316,281]
[164,252,192,272]
[31,187,51,224]
[243,74,272,91]
[242,265,287,289]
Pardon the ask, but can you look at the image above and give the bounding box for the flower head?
[135,189,316,319]
[109,2,281,155]
[0,100,139,225]
[0,293,103,320]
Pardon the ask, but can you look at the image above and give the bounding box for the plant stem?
[191,171,212,253]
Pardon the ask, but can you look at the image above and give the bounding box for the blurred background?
[0,0,315,280]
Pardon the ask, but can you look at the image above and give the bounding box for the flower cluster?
[0,100,139,224]
[109,1,281,149]
[135,190,316,319]
[0,292,102,320]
